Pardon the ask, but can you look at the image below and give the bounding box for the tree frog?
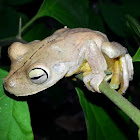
[4,28,133,96]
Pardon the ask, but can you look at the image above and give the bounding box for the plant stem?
[99,81,140,128]
[138,129,140,140]
[17,17,22,39]
[21,16,38,33]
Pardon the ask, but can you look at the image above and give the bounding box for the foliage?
[76,87,128,140]
[0,69,33,140]
[0,0,140,140]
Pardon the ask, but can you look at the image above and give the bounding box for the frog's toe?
[118,54,133,93]
[118,55,129,93]
[83,72,106,93]
[125,54,134,80]
[109,54,133,94]
[83,74,95,92]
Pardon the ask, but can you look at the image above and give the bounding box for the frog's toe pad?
[118,54,133,93]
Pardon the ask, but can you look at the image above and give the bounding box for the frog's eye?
[29,68,49,84]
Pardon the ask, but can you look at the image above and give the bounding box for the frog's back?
[43,28,108,45]
[40,28,109,63]
[57,28,108,50]
[61,28,107,39]
[64,28,108,45]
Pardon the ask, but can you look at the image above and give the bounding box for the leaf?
[99,4,127,37]
[37,0,89,27]
[0,68,8,78]
[76,87,127,140]
[88,8,105,32]
[126,15,140,38]
[22,0,89,32]
[0,7,19,38]
[133,47,140,62]
[0,69,34,140]
[23,22,51,42]
[122,0,140,17]
[0,7,28,39]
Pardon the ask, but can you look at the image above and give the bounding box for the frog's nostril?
[9,80,16,88]
[4,79,16,89]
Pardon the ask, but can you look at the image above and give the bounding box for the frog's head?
[3,41,71,96]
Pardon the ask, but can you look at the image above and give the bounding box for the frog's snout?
[3,78,16,94]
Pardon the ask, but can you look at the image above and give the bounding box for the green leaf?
[126,15,140,38]
[122,0,140,17]
[88,8,105,32]
[133,47,140,62]
[37,0,89,26]
[0,7,28,39]
[0,69,34,140]
[0,68,9,78]
[22,0,89,33]
[76,87,127,140]
[0,7,19,38]
[99,4,127,37]
[23,22,50,42]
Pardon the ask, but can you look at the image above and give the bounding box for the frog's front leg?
[102,42,134,93]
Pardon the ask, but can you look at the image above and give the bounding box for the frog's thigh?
[101,41,127,58]
[84,40,107,73]
[83,40,107,92]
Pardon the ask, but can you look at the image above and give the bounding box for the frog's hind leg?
[82,40,107,93]
[101,41,133,93]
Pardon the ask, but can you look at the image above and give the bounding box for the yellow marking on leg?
[118,58,124,94]
[66,59,91,77]
[104,54,125,94]
[109,60,120,89]
[87,81,90,86]
[81,62,91,76]
[103,53,115,69]
[65,59,86,77]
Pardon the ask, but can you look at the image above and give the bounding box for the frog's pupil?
[31,74,45,80]
[30,68,48,80]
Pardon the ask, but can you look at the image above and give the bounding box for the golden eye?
[29,68,48,84]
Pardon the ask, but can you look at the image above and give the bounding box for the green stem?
[138,129,140,140]
[21,16,38,33]
[99,81,140,128]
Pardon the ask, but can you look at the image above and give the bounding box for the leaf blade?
[0,69,34,140]
[133,47,140,62]
[76,87,127,140]
[22,0,89,32]
[127,15,140,38]
[99,4,127,37]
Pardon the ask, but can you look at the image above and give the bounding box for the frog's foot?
[83,72,106,93]
[102,41,133,93]
[108,54,133,94]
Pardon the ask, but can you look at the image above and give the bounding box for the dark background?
[0,0,140,139]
